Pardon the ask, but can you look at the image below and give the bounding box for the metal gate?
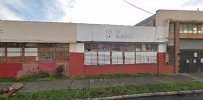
[179,50,203,73]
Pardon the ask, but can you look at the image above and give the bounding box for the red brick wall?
[0,62,69,78]
[85,64,158,76]
[0,56,37,62]
[0,63,22,78]
[158,53,174,74]
[0,52,174,78]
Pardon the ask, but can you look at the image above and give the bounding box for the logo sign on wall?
[105,29,133,40]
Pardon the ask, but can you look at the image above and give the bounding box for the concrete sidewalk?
[0,74,199,92]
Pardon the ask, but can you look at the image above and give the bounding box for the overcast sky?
[0,0,203,25]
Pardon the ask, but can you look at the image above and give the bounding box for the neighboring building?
[0,20,173,78]
[137,9,203,73]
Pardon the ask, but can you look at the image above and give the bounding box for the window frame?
[84,43,158,66]
[179,23,203,34]
[0,43,69,63]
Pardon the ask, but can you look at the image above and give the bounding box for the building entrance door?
[179,50,203,73]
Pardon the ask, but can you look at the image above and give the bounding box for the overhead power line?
[123,0,154,15]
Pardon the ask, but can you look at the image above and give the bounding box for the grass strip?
[7,81,203,100]
[0,74,166,82]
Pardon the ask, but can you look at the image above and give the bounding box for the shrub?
[54,65,65,78]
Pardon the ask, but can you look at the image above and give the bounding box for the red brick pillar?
[69,52,85,77]
[158,52,166,74]
[69,43,85,77]
[157,43,167,74]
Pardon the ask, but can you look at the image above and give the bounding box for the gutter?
[76,89,203,100]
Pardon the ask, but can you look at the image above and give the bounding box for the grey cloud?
[0,0,75,22]
[183,0,203,6]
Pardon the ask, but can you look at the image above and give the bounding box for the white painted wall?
[77,24,167,43]
[158,44,166,53]
[0,20,77,43]
[0,20,168,53]
[69,43,84,53]
[0,20,168,44]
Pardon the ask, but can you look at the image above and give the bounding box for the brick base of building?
[0,52,174,78]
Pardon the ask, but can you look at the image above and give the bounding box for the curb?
[76,89,203,100]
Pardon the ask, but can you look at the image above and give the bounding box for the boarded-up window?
[54,48,69,61]
[38,44,69,62]
[39,47,52,62]
[0,43,69,63]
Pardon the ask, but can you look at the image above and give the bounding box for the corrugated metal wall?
[180,40,203,49]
